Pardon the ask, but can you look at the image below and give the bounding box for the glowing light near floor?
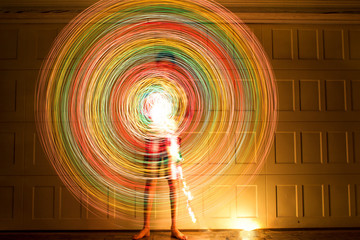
[240,230,257,240]
[236,220,260,240]
[35,0,277,226]
[238,219,260,231]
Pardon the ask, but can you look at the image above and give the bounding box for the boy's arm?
[168,136,183,163]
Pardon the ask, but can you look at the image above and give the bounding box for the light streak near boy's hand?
[180,165,196,223]
[149,92,197,223]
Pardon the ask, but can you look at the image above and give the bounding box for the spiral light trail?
[36,0,277,226]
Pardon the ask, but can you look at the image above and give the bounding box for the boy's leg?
[167,163,187,240]
[132,178,157,239]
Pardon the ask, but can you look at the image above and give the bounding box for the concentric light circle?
[36,0,277,225]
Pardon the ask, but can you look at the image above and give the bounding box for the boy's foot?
[171,227,187,240]
[132,227,150,239]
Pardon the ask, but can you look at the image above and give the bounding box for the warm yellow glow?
[237,219,260,231]
[240,230,255,240]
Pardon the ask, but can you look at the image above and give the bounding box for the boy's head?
[156,51,176,64]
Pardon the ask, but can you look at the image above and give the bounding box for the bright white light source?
[237,219,259,231]
[237,220,259,240]
[147,92,172,125]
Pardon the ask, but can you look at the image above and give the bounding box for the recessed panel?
[351,80,360,111]
[86,189,108,219]
[276,80,295,111]
[235,132,256,164]
[208,132,233,164]
[182,132,206,165]
[0,187,14,219]
[236,80,255,111]
[300,80,320,111]
[272,29,293,59]
[355,132,360,164]
[86,204,108,219]
[276,185,297,217]
[356,184,360,216]
[275,132,296,164]
[303,185,324,217]
[33,186,55,219]
[37,29,58,59]
[298,29,319,59]
[325,80,346,111]
[0,78,16,112]
[329,185,350,217]
[0,132,15,168]
[236,185,257,218]
[323,30,344,60]
[33,133,52,168]
[349,30,360,59]
[210,82,229,111]
[0,29,18,59]
[60,186,82,219]
[301,132,322,164]
[327,132,348,164]
[204,185,232,218]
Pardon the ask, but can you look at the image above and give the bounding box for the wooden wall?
[0,1,360,230]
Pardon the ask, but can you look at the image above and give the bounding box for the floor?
[0,229,360,240]
[1,229,360,240]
